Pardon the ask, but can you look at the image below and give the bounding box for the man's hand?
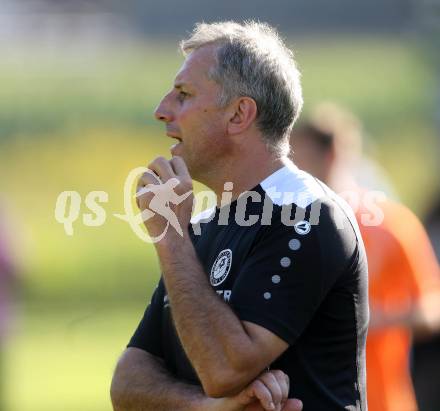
[199,370,303,411]
[235,370,302,411]
[136,156,194,241]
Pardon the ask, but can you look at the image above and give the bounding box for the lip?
[166,132,182,142]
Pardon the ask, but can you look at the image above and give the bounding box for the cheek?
[184,108,224,135]
[177,107,193,124]
[178,106,206,131]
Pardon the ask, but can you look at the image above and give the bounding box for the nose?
[154,95,173,123]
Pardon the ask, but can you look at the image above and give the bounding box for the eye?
[177,90,189,102]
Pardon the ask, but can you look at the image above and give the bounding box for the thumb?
[282,399,303,411]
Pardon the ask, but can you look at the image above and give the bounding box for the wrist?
[192,396,240,411]
[191,397,219,411]
[155,230,191,258]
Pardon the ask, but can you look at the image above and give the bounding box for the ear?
[227,97,258,136]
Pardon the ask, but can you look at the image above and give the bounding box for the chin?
[171,147,193,173]
[170,143,184,157]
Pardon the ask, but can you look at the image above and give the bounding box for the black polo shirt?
[128,163,369,411]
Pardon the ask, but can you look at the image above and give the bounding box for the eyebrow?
[174,80,196,91]
[174,82,187,89]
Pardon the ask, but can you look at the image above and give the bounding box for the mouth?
[167,132,183,155]
[166,132,182,143]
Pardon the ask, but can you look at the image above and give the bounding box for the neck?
[208,152,288,207]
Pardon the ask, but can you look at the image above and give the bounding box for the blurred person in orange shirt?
[289,103,440,411]
[412,194,440,411]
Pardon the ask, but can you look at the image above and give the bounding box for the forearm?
[110,348,295,411]
[370,295,440,335]
[111,347,210,411]
[413,291,440,339]
[156,237,262,396]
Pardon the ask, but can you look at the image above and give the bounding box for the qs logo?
[54,167,192,243]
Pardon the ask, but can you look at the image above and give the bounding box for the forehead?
[174,45,218,87]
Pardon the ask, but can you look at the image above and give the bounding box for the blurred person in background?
[289,103,440,411]
[412,194,440,411]
[0,202,19,411]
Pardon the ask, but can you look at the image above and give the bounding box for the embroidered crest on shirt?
[210,249,233,286]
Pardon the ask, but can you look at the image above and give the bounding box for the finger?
[259,372,283,407]
[135,170,159,209]
[136,172,158,205]
[148,156,175,181]
[282,399,303,411]
[249,380,276,411]
[270,370,289,402]
[137,170,159,190]
[170,156,190,177]
[136,173,156,196]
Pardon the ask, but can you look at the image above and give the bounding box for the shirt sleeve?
[229,211,354,345]
[127,279,165,358]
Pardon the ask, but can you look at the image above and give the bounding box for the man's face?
[154,45,231,180]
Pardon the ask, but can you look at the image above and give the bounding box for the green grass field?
[0,36,438,411]
[4,304,147,411]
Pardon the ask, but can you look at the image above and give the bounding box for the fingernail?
[269,402,275,410]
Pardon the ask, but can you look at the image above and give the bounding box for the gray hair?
[180,20,303,156]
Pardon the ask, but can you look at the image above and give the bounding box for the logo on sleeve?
[294,220,311,235]
[210,249,233,286]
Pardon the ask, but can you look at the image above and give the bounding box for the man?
[290,103,440,411]
[111,22,368,411]
[413,195,440,411]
